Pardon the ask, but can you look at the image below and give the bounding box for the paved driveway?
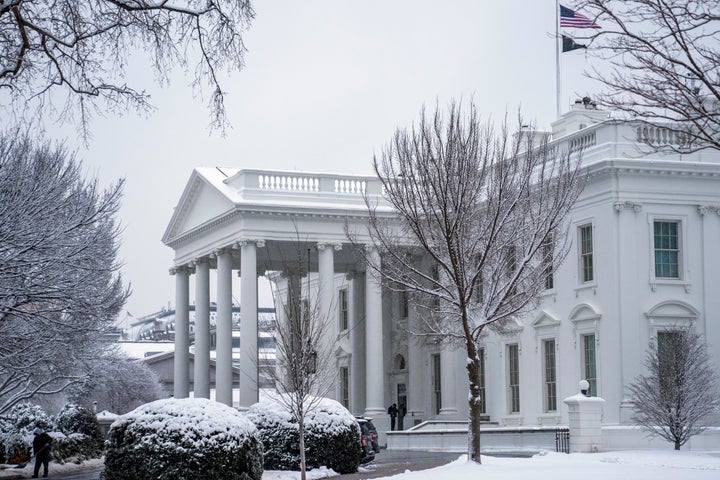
[13,450,463,480]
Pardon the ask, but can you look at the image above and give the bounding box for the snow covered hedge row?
[246,397,362,474]
[103,398,263,480]
[0,402,102,464]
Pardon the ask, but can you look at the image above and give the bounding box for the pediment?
[569,303,601,323]
[646,301,699,320]
[335,344,351,358]
[163,170,235,243]
[532,311,560,329]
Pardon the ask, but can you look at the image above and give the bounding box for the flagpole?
[556,0,561,119]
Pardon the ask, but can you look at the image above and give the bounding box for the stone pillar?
[193,258,211,399]
[563,380,606,453]
[216,250,234,406]
[239,240,260,409]
[439,347,458,417]
[364,247,385,420]
[173,266,190,398]
[317,243,338,327]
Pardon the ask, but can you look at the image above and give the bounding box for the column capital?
[169,265,193,275]
[317,242,343,251]
[613,201,642,213]
[233,239,266,249]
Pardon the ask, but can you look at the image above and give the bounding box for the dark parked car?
[356,416,380,453]
[357,417,376,464]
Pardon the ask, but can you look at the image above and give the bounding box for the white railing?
[238,170,379,196]
[258,174,320,192]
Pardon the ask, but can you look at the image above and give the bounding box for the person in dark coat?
[387,403,398,431]
[32,427,52,478]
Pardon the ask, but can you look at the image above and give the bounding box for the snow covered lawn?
[375,450,720,480]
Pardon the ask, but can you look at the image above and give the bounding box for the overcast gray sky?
[41,1,603,320]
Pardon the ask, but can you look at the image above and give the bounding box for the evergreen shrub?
[102,398,263,480]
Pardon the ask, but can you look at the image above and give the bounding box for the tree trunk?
[675,439,681,450]
[299,415,307,480]
[465,338,483,463]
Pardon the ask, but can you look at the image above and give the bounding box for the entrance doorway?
[397,383,407,430]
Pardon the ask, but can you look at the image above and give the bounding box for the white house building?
[163,102,720,449]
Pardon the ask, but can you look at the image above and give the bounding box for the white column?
[317,243,337,328]
[439,347,458,416]
[364,247,385,418]
[239,240,260,409]
[216,250,234,406]
[350,272,366,413]
[193,258,211,399]
[173,266,190,398]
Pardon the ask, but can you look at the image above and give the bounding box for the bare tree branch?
[580,0,720,153]
[349,101,583,463]
[0,1,255,141]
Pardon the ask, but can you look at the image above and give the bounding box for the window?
[579,225,594,283]
[399,288,409,318]
[508,344,520,413]
[339,366,349,408]
[654,221,680,278]
[543,235,554,290]
[543,339,557,411]
[478,348,486,414]
[583,334,597,396]
[338,288,348,331]
[432,353,442,414]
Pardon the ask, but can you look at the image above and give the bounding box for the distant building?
[120,306,277,394]
[163,102,720,448]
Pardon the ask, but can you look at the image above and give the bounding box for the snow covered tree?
[0,132,129,413]
[628,328,720,450]
[264,239,339,480]
[357,101,583,463]
[0,1,255,139]
[65,347,164,414]
[581,0,720,152]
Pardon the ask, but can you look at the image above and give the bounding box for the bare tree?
[264,239,338,480]
[355,101,583,463]
[628,328,720,450]
[580,0,720,152]
[0,131,129,413]
[0,1,255,140]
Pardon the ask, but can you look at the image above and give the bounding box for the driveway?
[2,450,463,480]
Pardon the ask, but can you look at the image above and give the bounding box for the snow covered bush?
[0,403,54,463]
[55,403,104,458]
[102,398,263,480]
[246,397,362,474]
[0,431,29,464]
[6,403,55,433]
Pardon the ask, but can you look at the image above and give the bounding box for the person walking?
[387,403,398,431]
[32,427,52,478]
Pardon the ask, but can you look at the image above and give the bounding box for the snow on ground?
[2,450,720,479]
[373,451,720,480]
[0,458,104,478]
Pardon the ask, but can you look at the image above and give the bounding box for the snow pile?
[246,396,362,474]
[104,397,263,480]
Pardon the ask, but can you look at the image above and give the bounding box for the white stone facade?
[163,105,720,446]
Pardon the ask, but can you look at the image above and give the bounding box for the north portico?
[162,169,394,424]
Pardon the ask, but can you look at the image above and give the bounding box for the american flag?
[560,5,600,29]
